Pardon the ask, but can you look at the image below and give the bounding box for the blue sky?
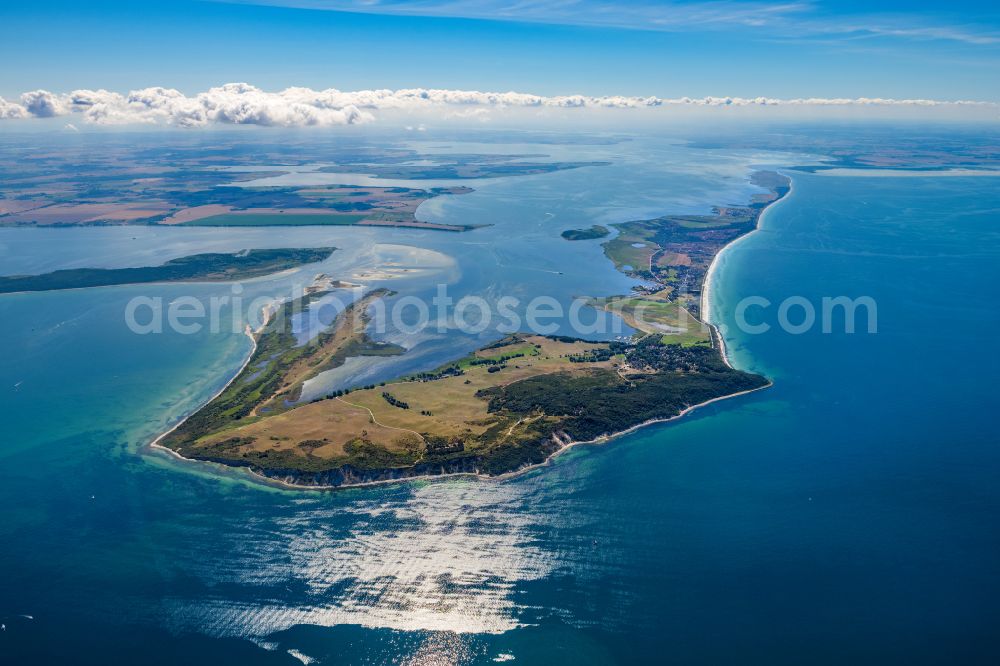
[1,0,998,100]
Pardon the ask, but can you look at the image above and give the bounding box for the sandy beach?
[148,302,276,457]
[700,171,795,369]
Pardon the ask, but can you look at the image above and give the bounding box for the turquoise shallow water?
[2,137,1000,664]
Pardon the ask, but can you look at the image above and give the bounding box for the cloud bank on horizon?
[0,83,994,128]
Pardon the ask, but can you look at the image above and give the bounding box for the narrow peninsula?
[0,247,335,294]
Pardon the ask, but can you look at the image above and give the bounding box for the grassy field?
[674,215,749,229]
[603,232,658,274]
[185,213,368,226]
[186,335,616,463]
[655,251,692,268]
[197,398,416,461]
[591,294,712,347]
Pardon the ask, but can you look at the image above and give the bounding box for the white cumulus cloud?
[0,96,30,119]
[20,90,69,118]
[0,83,993,127]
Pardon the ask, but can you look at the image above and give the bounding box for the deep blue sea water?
[2,137,999,664]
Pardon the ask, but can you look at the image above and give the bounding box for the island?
[152,171,790,488]
[0,248,335,293]
[561,224,610,241]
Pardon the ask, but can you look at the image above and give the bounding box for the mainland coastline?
[147,170,791,490]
